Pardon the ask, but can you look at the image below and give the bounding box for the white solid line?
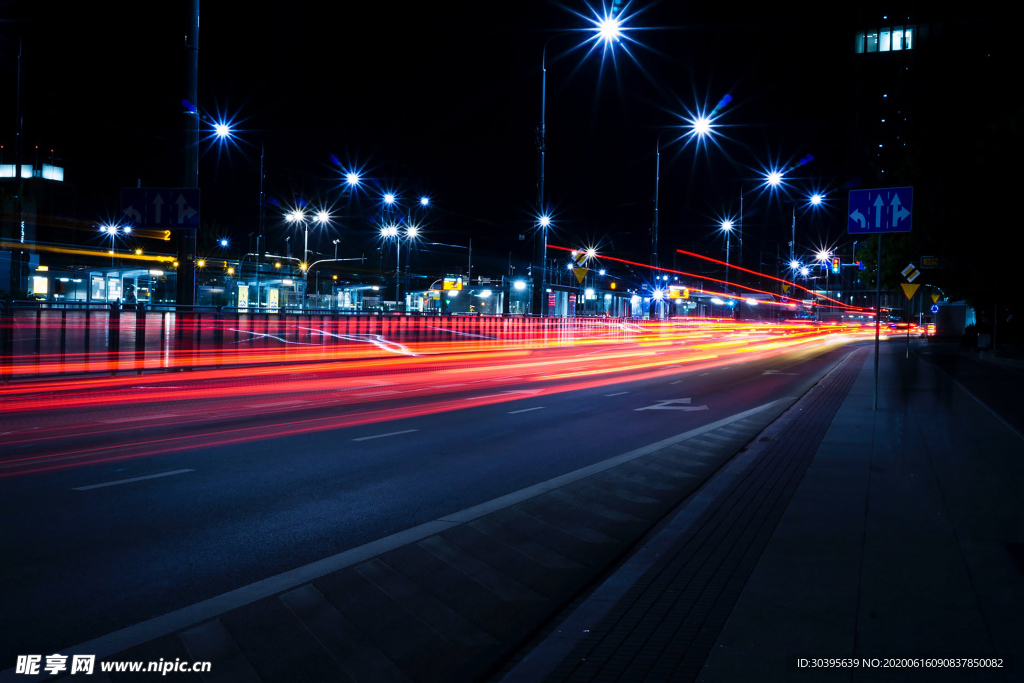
[73,469,194,491]
[351,429,419,442]
[508,406,545,414]
[604,391,629,397]
[28,399,783,670]
[101,413,180,424]
[671,380,685,384]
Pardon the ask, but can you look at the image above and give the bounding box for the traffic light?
[831,257,840,274]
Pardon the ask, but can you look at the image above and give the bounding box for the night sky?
[0,1,917,276]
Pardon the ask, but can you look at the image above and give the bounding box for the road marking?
[246,400,307,409]
[475,389,544,400]
[604,391,629,397]
[508,406,545,415]
[699,373,710,377]
[671,380,685,384]
[635,398,709,412]
[351,429,419,442]
[101,413,180,424]
[73,469,194,491]
[28,400,784,669]
[762,370,798,376]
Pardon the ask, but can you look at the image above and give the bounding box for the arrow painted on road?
[873,195,885,228]
[153,194,164,224]
[635,397,709,412]
[891,194,910,227]
[849,209,866,228]
[176,194,197,224]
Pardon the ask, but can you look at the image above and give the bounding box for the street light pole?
[653,132,662,269]
[177,0,200,308]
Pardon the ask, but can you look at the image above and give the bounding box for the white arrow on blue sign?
[120,188,201,229]
[847,186,912,234]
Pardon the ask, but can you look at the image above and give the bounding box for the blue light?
[383,193,396,205]
[766,170,783,187]
[346,172,361,187]
[214,123,231,139]
[596,13,623,44]
[810,193,823,205]
[539,215,551,228]
[219,238,228,247]
[420,196,430,206]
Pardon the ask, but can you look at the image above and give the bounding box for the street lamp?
[534,11,634,316]
[721,219,734,289]
[654,113,716,270]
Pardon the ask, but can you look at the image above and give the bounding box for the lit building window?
[856,25,914,53]
[880,29,891,51]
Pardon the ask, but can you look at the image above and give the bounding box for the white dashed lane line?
[73,469,194,491]
[351,429,419,442]
[508,406,546,415]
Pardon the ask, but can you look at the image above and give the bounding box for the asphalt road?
[0,338,862,664]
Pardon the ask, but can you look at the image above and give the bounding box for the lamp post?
[534,11,629,316]
[720,220,734,290]
[653,115,713,271]
[285,208,330,308]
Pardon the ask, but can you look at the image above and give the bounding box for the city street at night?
[1,1,1021,681]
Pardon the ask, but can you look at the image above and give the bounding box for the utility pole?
[176,0,200,307]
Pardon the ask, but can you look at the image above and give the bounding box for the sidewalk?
[503,342,1024,682]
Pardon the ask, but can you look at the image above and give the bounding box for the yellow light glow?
[227,268,235,275]
[197,260,206,268]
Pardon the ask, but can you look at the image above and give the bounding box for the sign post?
[848,187,913,410]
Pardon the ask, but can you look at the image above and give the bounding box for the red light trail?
[0,318,898,477]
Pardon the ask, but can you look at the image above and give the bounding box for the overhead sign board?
[921,255,940,269]
[121,188,200,229]
[847,186,912,234]
[442,277,463,291]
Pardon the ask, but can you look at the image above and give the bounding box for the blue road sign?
[121,188,200,229]
[847,186,912,234]
[931,304,940,314]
